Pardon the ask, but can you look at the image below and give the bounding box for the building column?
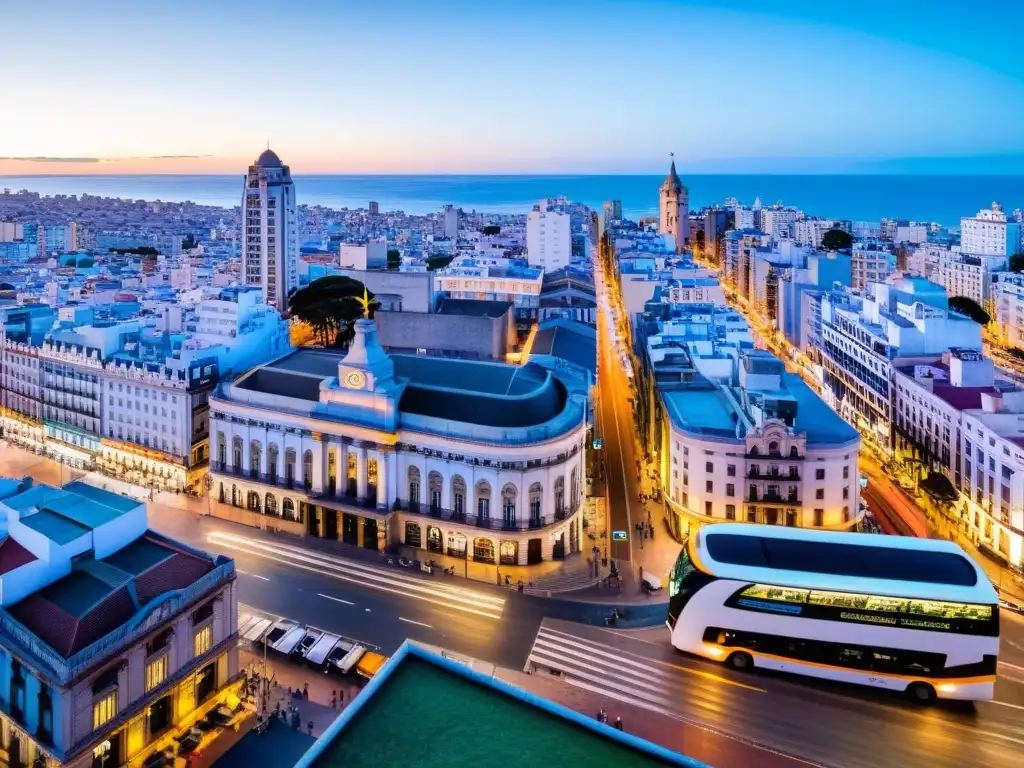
[338,443,349,496]
[241,431,251,474]
[311,439,324,495]
[376,450,388,510]
[357,517,366,548]
[518,537,529,566]
[386,451,399,510]
[356,445,368,499]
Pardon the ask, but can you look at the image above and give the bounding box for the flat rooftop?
[310,655,679,768]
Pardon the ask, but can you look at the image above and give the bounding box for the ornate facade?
[209,318,588,566]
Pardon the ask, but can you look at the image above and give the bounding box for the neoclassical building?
[208,318,587,566]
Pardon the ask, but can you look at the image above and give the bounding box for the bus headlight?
[702,644,726,659]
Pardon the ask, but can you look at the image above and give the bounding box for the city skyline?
[3,0,1024,175]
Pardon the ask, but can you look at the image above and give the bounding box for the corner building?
[209,318,587,566]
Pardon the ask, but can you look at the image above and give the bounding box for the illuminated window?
[93,691,117,730]
[194,625,212,657]
[146,655,168,692]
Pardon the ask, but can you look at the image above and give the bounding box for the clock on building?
[343,370,367,389]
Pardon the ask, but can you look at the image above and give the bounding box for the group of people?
[634,519,655,541]
[596,708,625,731]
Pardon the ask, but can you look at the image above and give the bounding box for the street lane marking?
[207,532,504,620]
[985,699,1024,712]
[398,617,433,629]
[540,626,766,693]
[317,593,354,606]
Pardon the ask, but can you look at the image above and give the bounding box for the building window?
[704,501,713,516]
[816,488,824,500]
[813,508,824,527]
[843,465,849,479]
[706,480,713,493]
[194,624,212,657]
[705,462,714,473]
[725,504,736,520]
[727,464,736,477]
[93,691,117,730]
[726,483,735,497]
[843,487,849,499]
[146,655,168,692]
[815,468,825,480]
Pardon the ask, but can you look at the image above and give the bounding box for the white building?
[820,277,982,456]
[851,240,896,290]
[892,348,1024,567]
[993,273,1024,349]
[242,149,299,309]
[659,160,689,248]
[655,350,860,538]
[435,257,543,316]
[208,318,587,567]
[442,205,459,240]
[339,240,387,271]
[526,209,571,271]
[793,219,837,248]
[761,206,799,241]
[961,203,1022,257]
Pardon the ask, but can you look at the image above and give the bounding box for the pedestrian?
[596,708,607,723]
[517,579,524,593]
[302,683,309,700]
[331,690,337,708]
[650,525,655,541]
[307,720,314,736]
[614,716,623,731]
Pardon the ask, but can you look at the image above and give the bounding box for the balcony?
[746,468,801,481]
[394,498,580,533]
[747,491,801,505]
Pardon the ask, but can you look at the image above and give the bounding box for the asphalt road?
[530,618,1024,768]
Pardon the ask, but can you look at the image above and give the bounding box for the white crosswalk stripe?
[207,530,506,620]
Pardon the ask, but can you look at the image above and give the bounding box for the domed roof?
[255,148,283,168]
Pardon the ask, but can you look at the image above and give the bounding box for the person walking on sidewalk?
[614,716,623,731]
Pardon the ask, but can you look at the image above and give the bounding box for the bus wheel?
[726,652,753,671]
[907,682,936,704]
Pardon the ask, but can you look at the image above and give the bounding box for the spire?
[662,153,683,193]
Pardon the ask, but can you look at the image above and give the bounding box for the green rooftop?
[310,655,683,768]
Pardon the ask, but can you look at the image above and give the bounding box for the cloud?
[0,154,212,163]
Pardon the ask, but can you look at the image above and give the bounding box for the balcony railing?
[394,498,579,532]
[747,492,801,505]
[746,469,801,481]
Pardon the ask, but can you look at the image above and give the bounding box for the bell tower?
[659,154,690,250]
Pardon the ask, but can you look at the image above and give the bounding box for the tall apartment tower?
[659,158,689,249]
[242,149,298,309]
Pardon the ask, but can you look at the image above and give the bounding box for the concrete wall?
[375,310,509,360]
[338,268,435,314]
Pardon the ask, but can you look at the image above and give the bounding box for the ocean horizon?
[2,173,1022,228]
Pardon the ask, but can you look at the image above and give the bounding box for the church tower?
[659,157,689,250]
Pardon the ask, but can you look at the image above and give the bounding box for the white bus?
[667,523,999,702]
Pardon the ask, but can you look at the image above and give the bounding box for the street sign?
[592,438,603,450]
[612,530,628,541]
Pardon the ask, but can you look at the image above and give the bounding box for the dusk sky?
[3,0,1023,175]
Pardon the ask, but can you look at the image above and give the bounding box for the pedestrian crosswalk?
[525,625,766,719]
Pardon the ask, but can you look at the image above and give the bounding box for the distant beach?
[2,174,1022,227]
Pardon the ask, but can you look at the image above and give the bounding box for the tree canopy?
[1009,252,1024,273]
[426,254,454,271]
[820,229,853,251]
[109,246,159,256]
[181,233,199,251]
[386,249,401,271]
[482,224,501,236]
[948,295,990,325]
[287,275,379,348]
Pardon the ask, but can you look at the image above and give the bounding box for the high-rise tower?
[242,148,298,309]
[659,157,689,249]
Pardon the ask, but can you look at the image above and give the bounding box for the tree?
[948,295,990,326]
[1009,252,1024,273]
[820,229,853,251]
[426,255,454,271]
[181,233,199,251]
[694,230,706,249]
[386,249,401,271]
[482,224,501,236]
[287,276,378,348]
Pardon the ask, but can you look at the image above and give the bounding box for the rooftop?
[435,298,512,318]
[7,531,217,658]
[302,646,691,768]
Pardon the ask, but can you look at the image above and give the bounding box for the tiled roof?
[7,532,215,658]
[930,383,1001,412]
[0,537,37,575]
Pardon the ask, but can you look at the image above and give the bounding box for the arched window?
[265,493,278,515]
[554,476,565,515]
[570,467,579,508]
[501,484,517,527]
[528,482,543,526]
[232,437,243,472]
[499,540,518,566]
[303,450,314,490]
[217,432,226,467]
[247,491,260,512]
[446,531,467,558]
[282,498,295,520]
[426,526,442,554]
[428,471,443,513]
[789,445,799,458]
[473,537,495,564]
[268,443,279,482]
[768,441,780,456]
[408,466,421,512]
[749,445,760,457]
[452,475,466,518]
[250,441,261,479]
[476,481,491,521]
[285,449,296,486]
